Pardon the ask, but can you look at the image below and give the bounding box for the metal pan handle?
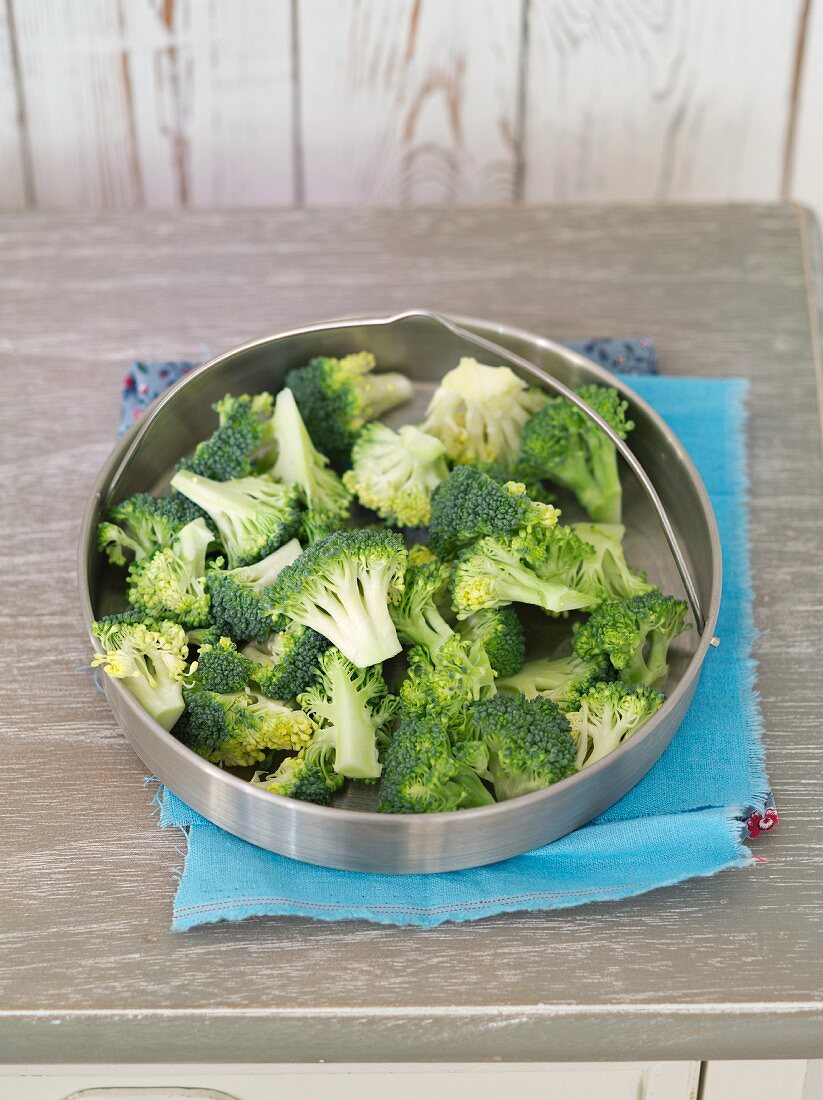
[412,309,708,636]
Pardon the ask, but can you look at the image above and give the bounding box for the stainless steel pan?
[79,310,721,873]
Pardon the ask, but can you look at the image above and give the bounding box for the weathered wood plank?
[0,206,822,1063]
[523,0,801,202]
[298,0,523,204]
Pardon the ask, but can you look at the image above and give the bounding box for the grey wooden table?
[1,205,822,1066]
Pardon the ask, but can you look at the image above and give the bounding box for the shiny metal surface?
[78,310,722,874]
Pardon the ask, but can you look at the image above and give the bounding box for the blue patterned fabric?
[113,340,774,929]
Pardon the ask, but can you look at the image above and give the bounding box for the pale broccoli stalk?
[269,387,352,541]
[421,357,547,467]
[91,618,189,731]
[262,529,407,667]
[571,523,653,603]
[496,651,609,709]
[170,469,302,568]
[567,681,664,768]
[298,648,398,779]
[343,423,448,528]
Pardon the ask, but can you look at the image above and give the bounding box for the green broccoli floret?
[567,680,664,768]
[243,622,330,700]
[98,493,181,566]
[521,384,634,523]
[399,634,496,731]
[262,529,407,667]
[206,539,301,643]
[179,685,313,766]
[193,636,253,694]
[474,460,555,505]
[428,466,560,559]
[179,391,274,481]
[269,387,352,543]
[457,606,525,679]
[343,422,448,528]
[451,523,598,619]
[421,357,547,467]
[469,692,577,801]
[285,352,414,467]
[390,553,454,655]
[252,748,344,806]
[378,713,494,813]
[91,617,189,731]
[170,469,302,568]
[573,590,690,687]
[496,651,610,709]
[572,523,653,604]
[297,648,398,779]
[126,517,212,628]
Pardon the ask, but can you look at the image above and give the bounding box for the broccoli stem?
[324,663,381,779]
[359,372,415,421]
[579,438,622,524]
[127,669,185,731]
[491,561,592,614]
[455,767,495,807]
[300,571,402,668]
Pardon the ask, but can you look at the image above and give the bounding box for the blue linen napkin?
[115,340,773,928]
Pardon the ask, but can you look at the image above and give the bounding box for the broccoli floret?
[285,352,414,467]
[457,606,525,679]
[269,387,352,543]
[206,539,301,643]
[521,384,634,523]
[451,523,598,619]
[497,651,610,709]
[297,648,398,779]
[179,685,313,766]
[390,553,454,655]
[378,713,494,813]
[243,622,330,700]
[399,634,496,731]
[126,518,212,628]
[343,423,448,528]
[474,460,555,505]
[469,692,577,801]
[193,636,253,694]
[98,493,182,566]
[573,590,690,687]
[170,469,302,568]
[179,391,274,481]
[567,680,664,768]
[262,529,407,668]
[421,357,547,467]
[428,466,560,559]
[252,749,344,806]
[572,523,653,604]
[91,617,189,730]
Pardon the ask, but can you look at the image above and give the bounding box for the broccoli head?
[170,469,302,568]
[473,459,555,505]
[343,422,448,528]
[573,590,690,687]
[285,352,414,467]
[206,539,302,643]
[567,680,664,768]
[126,517,212,628]
[178,391,274,481]
[390,553,454,655]
[269,387,352,543]
[252,748,344,806]
[193,636,253,694]
[428,465,560,559]
[399,634,496,732]
[179,685,313,766]
[572,523,653,604]
[243,622,330,700]
[297,648,398,779]
[497,651,610,710]
[520,384,633,523]
[451,523,597,619]
[378,714,494,814]
[98,492,186,566]
[457,605,526,679]
[262,529,407,668]
[469,691,577,801]
[421,357,547,467]
[91,617,189,730]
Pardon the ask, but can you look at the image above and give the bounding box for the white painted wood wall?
[1,0,821,219]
